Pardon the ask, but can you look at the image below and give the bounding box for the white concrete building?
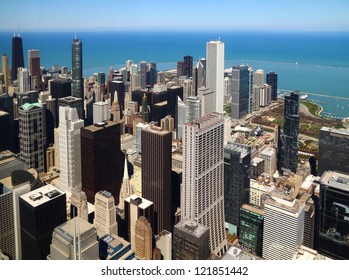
[263,194,305,260]
[135,123,149,153]
[156,230,172,260]
[206,40,224,113]
[253,69,264,87]
[94,191,117,238]
[58,107,84,192]
[260,147,277,176]
[182,113,227,257]
[17,67,30,92]
[93,101,109,123]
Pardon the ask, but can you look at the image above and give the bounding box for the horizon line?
[1,27,349,33]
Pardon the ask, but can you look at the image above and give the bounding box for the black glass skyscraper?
[318,127,349,176]
[318,171,349,260]
[183,55,193,77]
[72,38,83,98]
[11,35,24,82]
[266,71,278,101]
[279,91,299,173]
[224,142,251,234]
[231,65,249,119]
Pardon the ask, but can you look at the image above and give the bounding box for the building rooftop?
[20,184,64,207]
[222,245,262,260]
[225,141,251,158]
[186,112,223,129]
[94,101,108,106]
[300,175,319,192]
[250,179,275,192]
[251,157,264,166]
[292,245,332,260]
[174,219,209,238]
[125,194,153,209]
[320,170,349,192]
[143,124,171,136]
[83,120,117,133]
[20,102,42,111]
[54,216,95,239]
[261,147,275,157]
[266,193,304,214]
[241,204,264,216]
[320,126,349,136]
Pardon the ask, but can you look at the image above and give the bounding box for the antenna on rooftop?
[18,24,20,37]
[74,30,77,40]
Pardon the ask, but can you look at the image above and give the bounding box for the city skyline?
[1,1,349,32]
[1,3,349,263]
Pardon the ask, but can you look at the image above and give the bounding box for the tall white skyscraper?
[263,194,305,260]
[181,113,227,257]
[176,96,186,139]
[58,106,84,192]
[206,40,224,113]
[253,69,264,86]
[17,67,30,92]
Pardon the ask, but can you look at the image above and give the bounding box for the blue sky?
[1,0,349,31]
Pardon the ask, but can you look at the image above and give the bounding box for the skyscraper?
[176,96,186,139]
[50,217,99,260]
[1,54,10,90]
[19,185,66,260]
[263,194,305,260]
[183,55,193,78]
[239,204,264,257]
[17,67,30,93]
[318,127,349,176]
[0,184,15,259]
[141,125,172,234]
[140,61,147,89]
[124,195,154,251]
[58,107,84,192]
[18,103,45,173]
[11,34,24,82]
[72,38,84,117]
[185,95,201,123]
[135,216,153,260]
[173,219,210,260]
[182,113,227,257]
[58,96,84,121]
[266,71,278,101]
[317,170,349,259]
[231,65,249,119]
[196,58,206,91]
[224,142,251,234]
[206,40,224,113]
[279,91,300,174]
[177,61,184,78]
[248,67,254,113]
[28,49,40,89]
[148,61,157,88]
[94,191,118,238]
[253,69,264,86]
[81,121,124,204]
